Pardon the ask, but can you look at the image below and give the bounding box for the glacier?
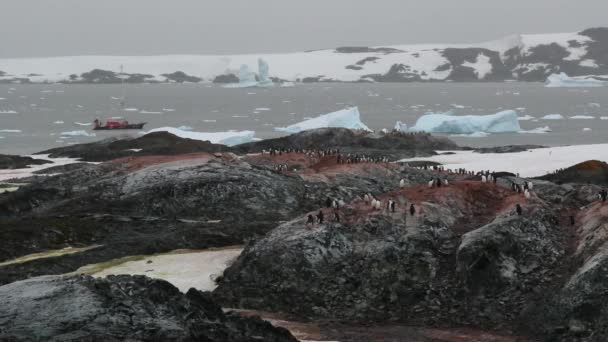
[545,73,608,88]
[409,110,521,134]
[144,127,256,146]
[274,107,371,134]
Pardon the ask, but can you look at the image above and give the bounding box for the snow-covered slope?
[1,27,607,83]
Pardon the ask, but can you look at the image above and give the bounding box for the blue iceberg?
[409,110,521,134]
[274,107,371,134]
[224,58,275,88]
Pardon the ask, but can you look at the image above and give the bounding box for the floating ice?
[162,108,176,112]
[0,129,21,133]
[569,115,595,119]
[601,116,608,120]
[257,58,273,87]
[545,73,608,87]
[255,107,271,111]
[410,110,521,134]
[588,103,601,108]
[53,121,65,124]
[74,122,92,126]
[124,108,138,112]
[518,115,535,121]
[144,127,256,146]
[0,98,5,100]
[224,58,275,88]
[450,132,490,138]
[177,125,193,131]
[202,119,217,123]
[583,128,592,131]
[519,126,551,134]
[0,110,18,114]
[394,121,408,133]
[61,130,95,137]
[139,110,163,115]
[274,107,371,134]
[541,114,564,120]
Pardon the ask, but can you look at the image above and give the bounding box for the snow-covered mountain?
[1,27,607,84]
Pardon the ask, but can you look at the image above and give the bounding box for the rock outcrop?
[0,274,296,341]
[538,160,608,186]
[0,154,51,169]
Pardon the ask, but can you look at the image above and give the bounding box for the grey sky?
[1,0,606,58]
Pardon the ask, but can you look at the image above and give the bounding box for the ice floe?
[541,114,565,120]
[0,129,21,133]
[519,126,552,134]
[274,107,371,134]
[569,115,595,119]
[61,130,95,137]
[518,115,535,121]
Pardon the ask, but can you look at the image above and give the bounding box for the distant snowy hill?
[1,27,607,84]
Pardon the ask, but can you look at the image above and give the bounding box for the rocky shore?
[1,128,607,340]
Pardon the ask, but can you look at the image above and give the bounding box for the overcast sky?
[1,0,606,58]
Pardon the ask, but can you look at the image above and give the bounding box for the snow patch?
[462,54,492,79]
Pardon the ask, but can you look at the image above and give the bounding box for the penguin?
[428,180,434,188]
[436,178,442,188]
[364,194,370,203]
[516,204,523,216]
[444,179,449,186]
[317,210,324,224]
[325,197,332,208]
[306,214,314,226]
[410,204,416,216]
[570,215,575,226]
[390,201,396,213]
[481,175,487,183]
[524,190,531,199]
[399,179,406,188]
[332,200,338,209]
[334,211,340,222]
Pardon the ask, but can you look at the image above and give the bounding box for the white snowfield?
[275,107,371,134]
[143,127,256,146]
[0,30,599,83]
[545,72,608,88]
[399,144,608,178]
[80,247,243,293]
[409,110,521,134]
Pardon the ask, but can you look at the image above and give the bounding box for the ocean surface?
[1,82,607,155]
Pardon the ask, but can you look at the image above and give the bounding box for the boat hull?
[93,123,146,130]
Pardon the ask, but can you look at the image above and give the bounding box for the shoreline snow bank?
[144,127,256,146]
[274,107,371,134]
[0,155,84,181]
[399,143,608,178]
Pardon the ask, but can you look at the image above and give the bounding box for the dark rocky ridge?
[0,274,297,341]
[213,172,608,340]
[37,131,231,162]
[0,154,51,169]
[538,159,608,186]
[234,128,461,160]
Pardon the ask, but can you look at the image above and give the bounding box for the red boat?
[93,118,146,130]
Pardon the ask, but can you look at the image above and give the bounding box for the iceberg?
[257,58,273,87]
[409,110,521,134]
[144,127,256,146]
[224,58,275,88]
[394,121,408,133]
[541,114,564,120]
[274,107,371,134]
[545,73,607,88]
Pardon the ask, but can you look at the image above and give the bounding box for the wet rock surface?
[0,274,297,341]
[3,129,608,340]
[0,154,51,169]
